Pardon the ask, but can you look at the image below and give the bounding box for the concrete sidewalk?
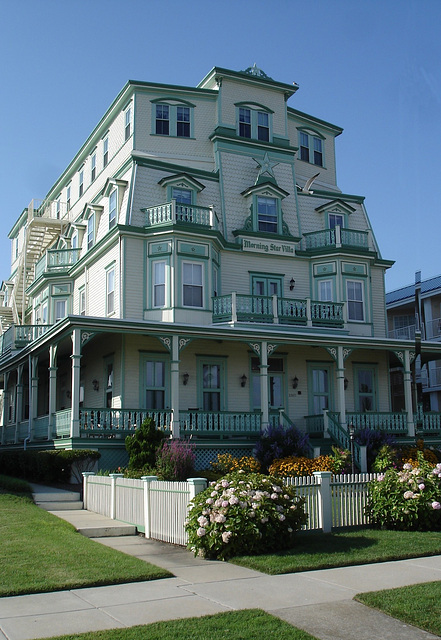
[1,485,439,640]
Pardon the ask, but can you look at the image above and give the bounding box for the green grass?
[356,582,441,636]
[38,610,317,640]
[230,528,441,574]
[0,491,171,596]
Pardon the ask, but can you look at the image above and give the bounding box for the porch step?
[30,483,83,511]
[36,500,84,511]
[77,524,137,538]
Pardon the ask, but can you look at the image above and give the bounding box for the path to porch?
[3,484,439,640]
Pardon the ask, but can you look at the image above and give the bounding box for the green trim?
[198,66,297,97]
[297,125,325,140]
[299,189,365,204]
[233,229,301,243]
[234,101,274,114]
[287,106,343,135]
[133,154,219,182]
[150,96,196,108]
[210,130,297,153]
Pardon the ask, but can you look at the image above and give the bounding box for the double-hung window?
[346,280,364,321]
[78,169,84,197]
[109,189,117,229]
[183,262,203,308]
[318,280,333,302]
[66,185,71,210]
[257,196,278,233]
[202,363,222,411]
[124,106,131,141]
[106,267,115,315]
[87,213,95,250]
[79,287,86,315]
[91,152,96,182]
[238,106,271,141]
[103,136,109,167]
[154,102,193,137]
[153,261,166,307]
[55,299,67,322]
[299,131,324,166]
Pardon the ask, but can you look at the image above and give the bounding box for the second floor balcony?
[35,248,81,280]
[212,293,344,327]
[300,226,369,253]
[0,324,52,355]
[143,200,219,231]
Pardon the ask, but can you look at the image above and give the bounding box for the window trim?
[346,279,365,322]
[124,105,131,141]
[353,364,378,412]
[109,189,117,229]
[151,98,195,138]
[140,354,169,410]
[182,261,204,309]
[102,135,109,167]
[152,259,167,308]
[79,286,86,316]
[106,265,115,316]
[298,128,325,167]
[78,168,84,198]
[235,102,273,142]
[90,151,97,182]
[308,363,334,414]
[197,356,227,412]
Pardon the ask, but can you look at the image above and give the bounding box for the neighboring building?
[1,65,440,471]
[386,272,441,413]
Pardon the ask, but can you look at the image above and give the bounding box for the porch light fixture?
[92,379,99,391]
[183,372,189,386]
[344,378,349,390]
[292,376,299,389]
[240,374,247,387]
[289,278,296,291]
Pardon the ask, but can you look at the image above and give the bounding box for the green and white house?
[1,64,440,471]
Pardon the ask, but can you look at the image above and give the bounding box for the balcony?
[143,200,218,230]
[212,293,344,327]
[35,248,81,280]
[425,317,441,340]
[300,226,369,253]
[0,324,52,355]
[388,325,416,340]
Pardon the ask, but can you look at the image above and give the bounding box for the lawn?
[356,581,441,637]
[38,610,318,640]
[230,528,441,574]
[0,489,171,596]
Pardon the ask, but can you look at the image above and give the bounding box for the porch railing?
[346,411,408,433]
[0,324,52,354]
[387,325,416,340]
[80,409,171,435]
[35,248,81,280]
[301,226,369,252]
[53,408,71,438]
[143,200,218,230]
[212,293,344,327]
[326,411,367,471]
[180,410,261,437]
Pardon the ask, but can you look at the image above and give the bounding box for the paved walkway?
[1,485,439,640]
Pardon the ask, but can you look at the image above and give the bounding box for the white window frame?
[109,189,117,229]
[66,184,71,210]
[87,213,95,250]
[153,101,193,138]
[106,266,115,315]
[346,279,364,322]
[78,168,84,197]
[318,279,333,302]
[182,261,203,308]
[91,151,96,182]
[124,106,131,141]
[103,135,109,167]
[257,195,279,234]
[299,130,324,166]
[79,287,86,316]
[54,298,67,322]
[237,104,271,141]
[153,260,166,308]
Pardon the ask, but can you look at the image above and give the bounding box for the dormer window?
[103,178,128,230]
[152,98,194,138]
[329,212,344,229]
[236,103,272,142]
[315,201,355,231]
[109,189,117,228]
[257,196,277,233]
[299,129,324,166]
[83,203,104,250]
[124,105,132,141]
[240,182,290,236]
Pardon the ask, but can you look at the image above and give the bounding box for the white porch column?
[403,349,415,437]
[1,372,9,445]
[29,356,39,442]
[15,364,24,444]
[70,329,82,438]
[336,346,347,431]
[260,341,269,430]
[48,344,58,439]
[170,335,180,438]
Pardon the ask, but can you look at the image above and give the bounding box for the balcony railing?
[212,293,344,327]
[79,408,171,434]
[28,198,69,222]
[180,410,261,437]
[301,226,369,252]
[425,317,441,340]
[387,325,416,340]
[0,324,52,354]
[143,200,218,230]
[346,411,408,433]
[35,248,81,280]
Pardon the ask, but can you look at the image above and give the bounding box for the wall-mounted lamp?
[344,378,349,390]
[289,278,296,291]
[240,374,247,388]
[292,376,299,389]
[92,379,99,392]
[183,372,189,386]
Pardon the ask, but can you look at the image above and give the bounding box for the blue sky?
[1,0,441,292]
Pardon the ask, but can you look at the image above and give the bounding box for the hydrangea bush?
[185,471,307,560]
[366,452,441,530]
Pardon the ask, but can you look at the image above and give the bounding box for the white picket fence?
[82,471,379,545]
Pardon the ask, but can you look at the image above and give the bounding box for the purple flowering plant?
[185,471,307,560]
[367,452,441,530]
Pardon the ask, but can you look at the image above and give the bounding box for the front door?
[251,357,285,410]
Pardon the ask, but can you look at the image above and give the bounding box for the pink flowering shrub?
[366,452,441,530]
[185,471,307,560]
[155,439,195,481]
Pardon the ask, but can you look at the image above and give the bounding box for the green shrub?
[0,474,31,494]
[0,450,100,484]
[125,417,166,471]
[185,471,307,560]
[366,452,441,530]
[253,424,309,472]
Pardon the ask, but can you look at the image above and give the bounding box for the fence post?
[142,475,158,539]
[109,473,123,520]
[187,477,208,501]
[313,471,332,533]
[359,445,368,473]
[82,472,95,510]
